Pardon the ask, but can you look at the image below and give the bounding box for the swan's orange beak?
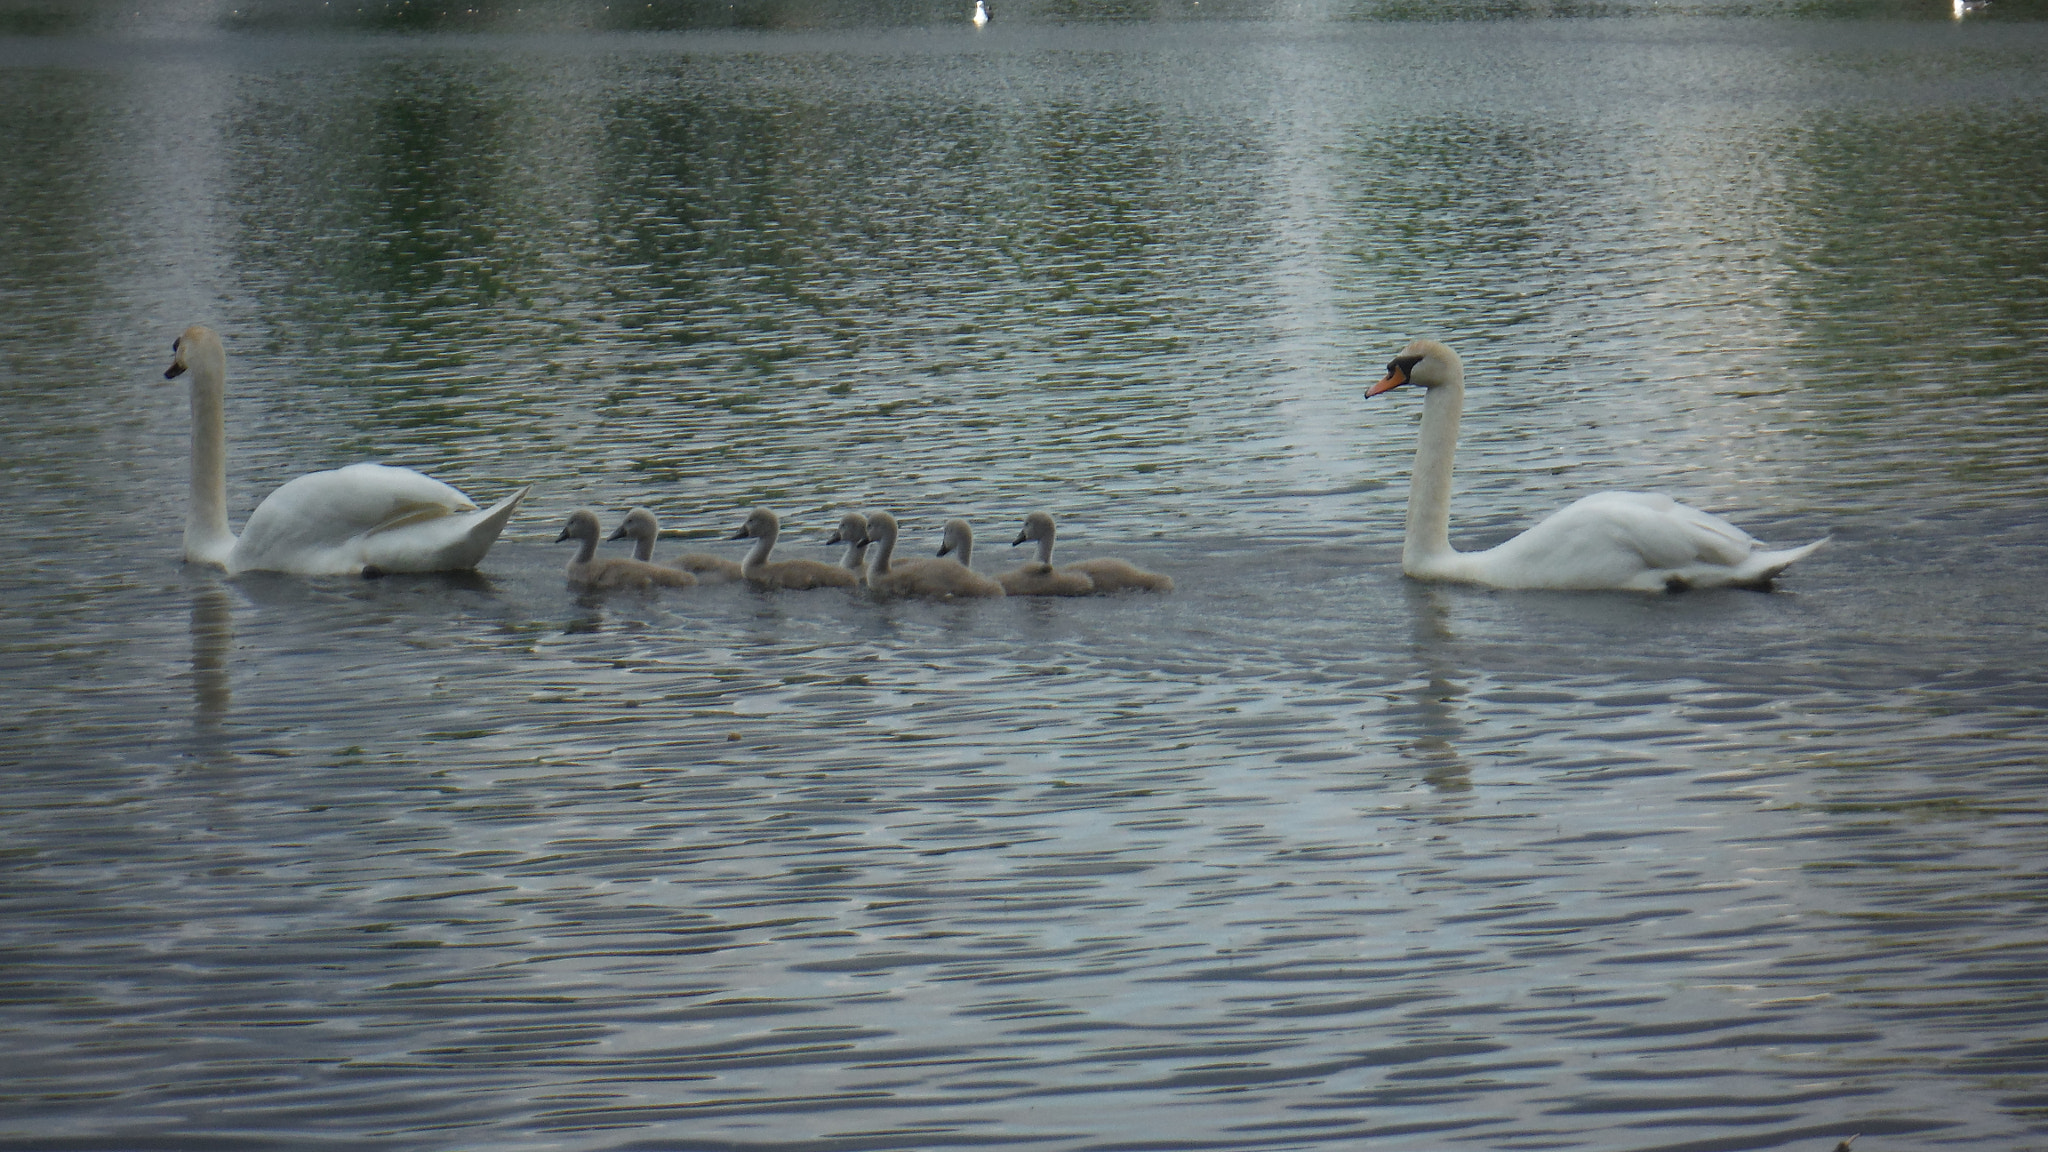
[1367,361,1408,397]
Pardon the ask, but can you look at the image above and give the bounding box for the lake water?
[3,2,2046,1150]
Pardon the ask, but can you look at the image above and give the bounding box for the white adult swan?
[1368,339,1827,592]
[164,325,527,577]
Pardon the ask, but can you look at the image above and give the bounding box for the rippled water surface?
[3,4,2046,1150]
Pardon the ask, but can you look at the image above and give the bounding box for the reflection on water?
[2,7,2046,1152]
[1395,583,1471,789]
[187,579,233,750]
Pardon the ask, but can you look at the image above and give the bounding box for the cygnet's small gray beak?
[728,525,751,540]
[555,526,574,543]
[606,524,628,542]
[1011,532,1028,546]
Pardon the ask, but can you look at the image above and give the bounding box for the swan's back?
[573,556,698,591]
[1066,558,1174,594]
[999,562,1094,597]
[234,463,525,575]
[1463,492,1824,592]
[750,556,858,591]
[677,551,746,582]
[873,559,1004,600]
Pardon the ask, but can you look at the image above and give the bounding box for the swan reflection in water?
[1394,583,1472,792]
[188,580,233,759]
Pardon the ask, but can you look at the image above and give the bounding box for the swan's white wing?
[1566,491,1758,568]
[360,484,527,574]
[229,463,518,575]
[1473,491,1812,590]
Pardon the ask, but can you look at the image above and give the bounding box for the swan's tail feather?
[1740,535,1829,587]
[361,484,529,574]
[455,485,529,567]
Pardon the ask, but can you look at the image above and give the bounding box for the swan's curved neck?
[1033,529,1056,567]
[842,539,868,571]
[953,535,973,568]
[573,532,598,565]
[744,525,776,572]
[631,532,654,563]
[868,529,896,576]
[1404,373,1465,572]
[184,349,235,565]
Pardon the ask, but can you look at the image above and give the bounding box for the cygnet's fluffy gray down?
[986,514,1096,595]
[559,510,696,590]
[1011,511,1172,593]
[863,512,1004,599]
[731,508,859,591]
[609,506,744,582]
[827,511,871,584]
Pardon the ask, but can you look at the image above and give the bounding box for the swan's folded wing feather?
[1645,496,1760,567]
[359,484,527,574]
[1476,492,1763,589]
[367,498,472,535]
[230,464,503,575]
[1561,492,1758,569]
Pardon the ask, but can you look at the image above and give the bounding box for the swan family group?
[164,326,1824,595]
[557,505,1170,598]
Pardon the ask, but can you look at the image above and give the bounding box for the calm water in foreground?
[3,3,2046,1149]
